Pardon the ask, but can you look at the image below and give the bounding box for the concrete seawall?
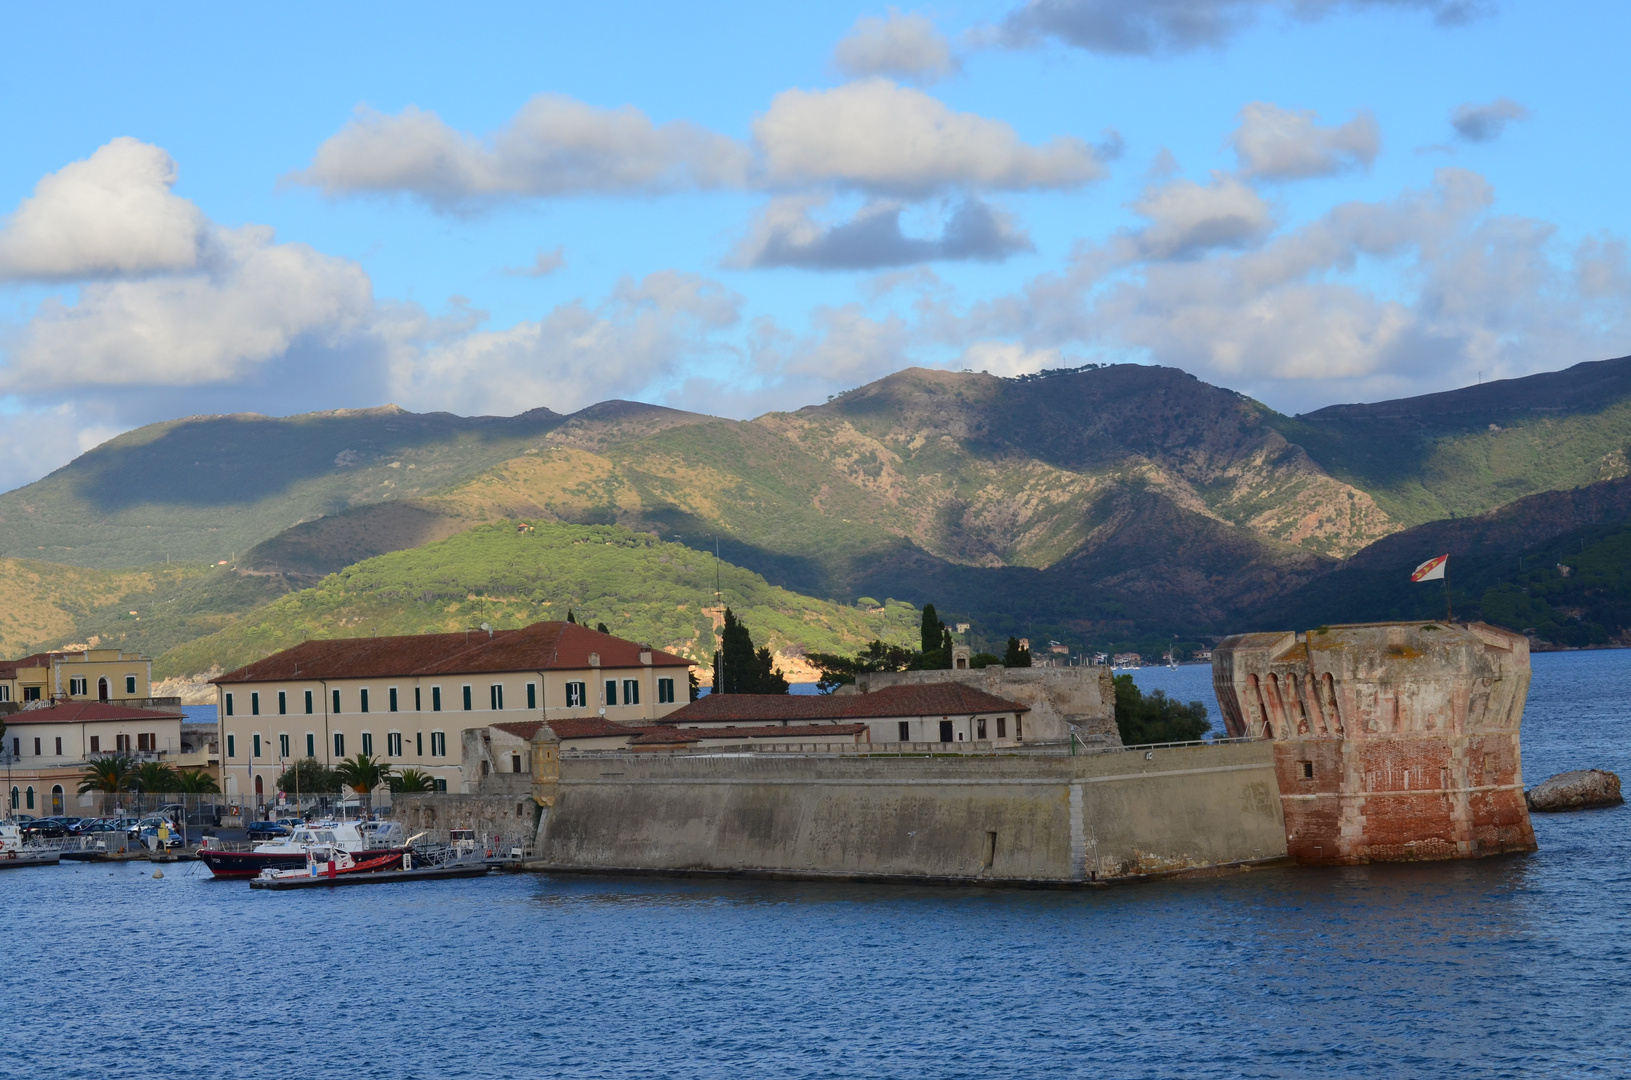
[525,741,1288,886]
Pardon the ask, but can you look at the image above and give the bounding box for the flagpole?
[1445,562,1452,623]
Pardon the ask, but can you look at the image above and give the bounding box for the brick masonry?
[1213,622,1537,864]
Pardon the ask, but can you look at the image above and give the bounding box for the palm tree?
[132,761,178,793]
[388,768,436,794]
[335,753,392,796]
[172,769,220,794]
[79,755,135,794]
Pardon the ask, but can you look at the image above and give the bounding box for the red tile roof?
[631,723,870,745]
[214,622,693,684]
[2,702,184,726]
[658,683,1027,725]
[492,717,646,741]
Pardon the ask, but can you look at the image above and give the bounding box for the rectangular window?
[490,684,503,711]
[389,687,398,713]
[1300,761,1314,780]
[565,682,586,708]
[117,734,130,753]
[430,731,446,757]
[415,687,422,711]
[251,692,260,716]
[278,691,287,715]
[23,686,40,701]
[90,736,100,753]
[33,738,41,755]
[898,721,910,741]
[279,733,289,758]
[69,677,87,696]
[432,686,442,712]
[416,732,423,756]
[361,732,373,756]
[1016,715,1022,739]
[141,733,156,752]
[332,689,341,714]
[512,754,522,773]
[360,688,369,713]
[334,732,345,757]
[938,720,953,743]
[605,680,617,707]
[304,690,313,715]
[253,734,261,758]
[977,717,987,740]
[527,683,537,710]
[306,733,315,757]
[462,685,472,711]
[0,686,9,702]
[433,778,448,793]
[622,679,639,706]
[54,736,62,756]
[388,732,402,756]
[225,692,234,716]
[997,717,1007,739]
[658,678,674,704]
[227,734,236,759]
[125,674,137,694]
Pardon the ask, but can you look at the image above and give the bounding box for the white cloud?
[1129,173,1276,258]
[833,8,959,83]
[1230,102,1380,180]
[730,195,1032,269]
[0,138,206,281]
[754,79,1104,196]
[1451,97,1529,142]
[291,98,752,207]
[392,271,744,416]
[1000,0,1493,56]
[961,340,1067,376]
[955,167,1631,411]
[505,247,566,277]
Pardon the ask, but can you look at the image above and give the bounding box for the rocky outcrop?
[1526,770,1624,812]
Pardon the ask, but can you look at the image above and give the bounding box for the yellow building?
[0,648,155,707]
[213,621,693,803]
[3,701,188,816]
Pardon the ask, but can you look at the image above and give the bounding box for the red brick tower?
[1212,622,1537,864]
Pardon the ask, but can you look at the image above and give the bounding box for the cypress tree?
[714,608,789,694]
[1003,636,1032,668]
[920,604,943,655]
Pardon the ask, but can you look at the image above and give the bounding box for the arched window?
[254,774,264,804]
[25,786,35,810]
[50,785,63,814]
[97,677,110,702]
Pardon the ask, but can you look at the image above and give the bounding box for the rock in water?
[1526,770,1624,812]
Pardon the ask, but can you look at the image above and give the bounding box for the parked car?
[21,820,68,839]
[245,820,291,840]
[138,823,184,849]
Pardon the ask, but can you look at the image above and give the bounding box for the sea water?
[3,651,1627,1079]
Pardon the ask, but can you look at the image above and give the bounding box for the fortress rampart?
[1212,622,1536,864]
[524,739,1286,886]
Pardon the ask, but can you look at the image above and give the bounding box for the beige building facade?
[213,622,693,803]
[0,648,155,707]
[3,702,187,816]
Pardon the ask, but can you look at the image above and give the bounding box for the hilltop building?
[212,621,692,803]
[0,647,157,707]
[4,701,191,816]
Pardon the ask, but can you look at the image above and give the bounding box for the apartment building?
[3,701,187,816]
[0,648,154,706]
[212,621,693,802]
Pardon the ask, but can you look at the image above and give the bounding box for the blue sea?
[4,651,1627,1078]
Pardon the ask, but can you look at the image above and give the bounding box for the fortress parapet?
[1212,622,1536,864]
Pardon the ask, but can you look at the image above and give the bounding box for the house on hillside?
[212,622,694,803]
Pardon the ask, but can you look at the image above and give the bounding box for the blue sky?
[1,0,1628,490]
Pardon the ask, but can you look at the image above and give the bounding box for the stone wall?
[848,664,1118,745]
[392,793,538,852]
[1213,621,1536,864]
[526,740,1285,885]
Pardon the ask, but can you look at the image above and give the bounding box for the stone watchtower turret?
[1212,622,1536,864]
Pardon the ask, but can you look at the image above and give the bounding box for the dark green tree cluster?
[810,602,1027,691]
[918,604,954,669]
[275,757,342,794]
[1002,636,1031,667]
[711,608,790,694]
[807,639,917,693]
[1112,674,1210,746]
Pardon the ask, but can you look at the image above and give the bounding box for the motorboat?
[197,819,408,878]
[0,822,61,868]
[255,845,412,883]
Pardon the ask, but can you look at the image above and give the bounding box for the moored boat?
[198,820,408,878]
[0,823,61,869]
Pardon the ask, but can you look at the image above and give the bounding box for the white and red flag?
[1411,554,1449,582]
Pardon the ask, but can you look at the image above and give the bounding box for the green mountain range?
[6,354,1631,671]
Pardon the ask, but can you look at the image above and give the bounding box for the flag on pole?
[1411,554,1449,582]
